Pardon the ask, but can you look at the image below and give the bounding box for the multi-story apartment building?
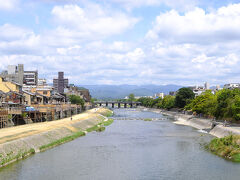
[23,71,38,86]
[1,64,24,85]
[1,64,38,86]
[53,72,68,94]
[38,78,47,86]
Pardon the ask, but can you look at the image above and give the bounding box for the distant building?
[23,71,38,86]
[223,83,240,89]
[1,64,24,85]
[189,85,205,96]
[1,64,38,86]
[216,85,221,90]
[155,93,164,99]
[53,72,69,94]
[38,78,47,86]
[204,82,210,90]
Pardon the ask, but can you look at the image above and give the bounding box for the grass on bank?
[103,118,114,126]
[206,135,240,162]
[100,109,113,117]
[40,131,86,151]
[40,118,114,151]
[144,118,152,121]
[87,118,114,132]
[0,148,35,166]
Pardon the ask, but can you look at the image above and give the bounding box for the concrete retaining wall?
[0,115,103,168]
[210,125,240,138]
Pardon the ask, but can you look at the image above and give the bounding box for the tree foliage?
[139,87,240,121]
[185,88,240,121]
[185,90,217,116]
[69,95,85,107]
[128,93,135,102]
[138,96,175,110]
[175,87,195,108]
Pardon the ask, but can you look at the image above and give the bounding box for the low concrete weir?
[111,117,165,121]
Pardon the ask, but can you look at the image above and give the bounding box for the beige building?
[0,77,22,93]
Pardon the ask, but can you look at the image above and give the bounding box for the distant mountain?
[79,84,183,100]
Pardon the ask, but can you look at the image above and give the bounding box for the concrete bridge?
[95,101,141,108]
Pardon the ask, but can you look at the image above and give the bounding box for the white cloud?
[146,4,240,44]
[2,2,240,86]
[0,0,18,11]
[51,4,139,38]
[0,24,41,55]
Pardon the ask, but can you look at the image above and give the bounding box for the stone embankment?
[141,107,240,138]
[0,108,113,168]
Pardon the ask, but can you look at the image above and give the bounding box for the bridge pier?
[112,103,114,108]
[118,103,120,108]
[124,103,127,108]
[99,103,102,107]
[130,103,133,108]
[106,102,108,107]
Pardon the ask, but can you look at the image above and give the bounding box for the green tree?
[162,95,175,110]
[128,93,135,102]
[91,98,97,103]
[175,87,195,108]
[230,95,240,121]
[185,90,217,116]
[214,89,240,119]
[69,95,85,108]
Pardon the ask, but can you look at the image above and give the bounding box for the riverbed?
[0,108,240,180]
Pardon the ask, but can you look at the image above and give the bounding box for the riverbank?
[0,108,113,168]
[141,107,240,162]
[142,107,240,138]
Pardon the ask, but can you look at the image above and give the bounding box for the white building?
[38,78,47,86]
[204,82,210,90]
[154,93,164,99]
[223,83,240,89]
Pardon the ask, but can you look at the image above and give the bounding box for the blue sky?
[1,0,240,86]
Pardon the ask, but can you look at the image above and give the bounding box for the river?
[0,108,240,180]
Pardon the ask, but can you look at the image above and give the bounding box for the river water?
[1,108,240,180]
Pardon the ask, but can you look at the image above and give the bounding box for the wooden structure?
[0,108,8,128]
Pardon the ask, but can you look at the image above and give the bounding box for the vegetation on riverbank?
[0,108,113,168]
[87,118,114,132]
[144,118,152,121]
[103,118,114,126]
[69,95,85,108]
[38,109,114,151]
[40,131,86,151]
[0,148,35,167]
[206,135,240,162]
[138,88,240,122]
[99,108,113,117]
[138,95,176,110]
